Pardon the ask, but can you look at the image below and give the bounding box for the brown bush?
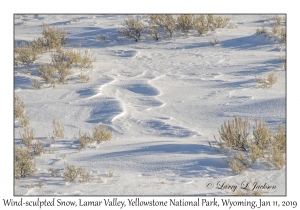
[93,125,113,143]
[213,117,250,151]
[42,23,68,50]
[14,97,30,127]
[63,164,90,182]
[52,118,65,139]
[149,15,176,37]
[177,14,194,33]
[118,17,146,42]
[14,145,36,179]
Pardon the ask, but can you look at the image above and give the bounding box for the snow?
[11,14,288,196]
[11,14,288,197]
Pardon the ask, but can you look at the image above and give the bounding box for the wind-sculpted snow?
[13,14,286,196]
[14,75,32,90]
[140,119,196,138]
[85,98,123,124]
[113,50,139,58]
[125,83,160,96]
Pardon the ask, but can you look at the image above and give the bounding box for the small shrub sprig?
[14,97,30,127]
[256,71,277,88]
[20,127,35,148]
[78,125,112,150]
[63,164,90,182]
[52,118,65,139]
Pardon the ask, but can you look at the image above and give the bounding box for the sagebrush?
[210,117,286,174]
[37,48,93,85]
[20,127,35,148]
[148,15,176,37]
[14,96,29,127]
[14,42,39,67]
[212,117,250,151]
[118,17,146,42]
[177,14,194,33]
[42,23,68,50]
[14,145,36,179]
[52,118,65,139]
[78,125,112,150]
[63,164,90,182]
[256,71,277,88]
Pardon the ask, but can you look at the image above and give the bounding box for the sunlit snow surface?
[14,14,285,195]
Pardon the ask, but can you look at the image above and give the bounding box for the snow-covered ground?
[13,14,286,196]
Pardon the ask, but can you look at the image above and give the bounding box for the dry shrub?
[14,97,30,127]
[177,14,194,33]
[67,18,80,24]
[210,36,219,46]
[108,171,114,178]
[249,119,273,161]
[78,73,91,83]
[51,50,72,84]
[63,164,81,182]
[78,131,94,149]
[66,48,93,70]
[19,128,44,156]
[193,15,210,35]
[118,17,146,42]
[32,79,42,89]
[48,167,57,177]
[256,26,268,34]
[148,23,160,41]
[193,15,232,35]
[280,56,286,70]
[266,125,286,169]
[256,71,277,88]
[149,15,176,37]
[20,127,35,148]
[19,117,30,127]
[264,16,286,42]
[37,48,93,85]
[52,118,65,139]
[30,37,45,54]
[31,140,45,156]
[211,117,286,173]
[274,15,282,25]
[14,97,26,119]
[96,34,109,43]
[210,15,231,29]
[14,145,36,179]
[77,125,113,149]
[63,164,90,182]
[267,144,286,169]
[42,23,68,50]
[93,125,113,143]
[269,24,286,42]
[213,117,250,151]
[14,42,39,67]
[37,64,56,85]
[229,152,249,174]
